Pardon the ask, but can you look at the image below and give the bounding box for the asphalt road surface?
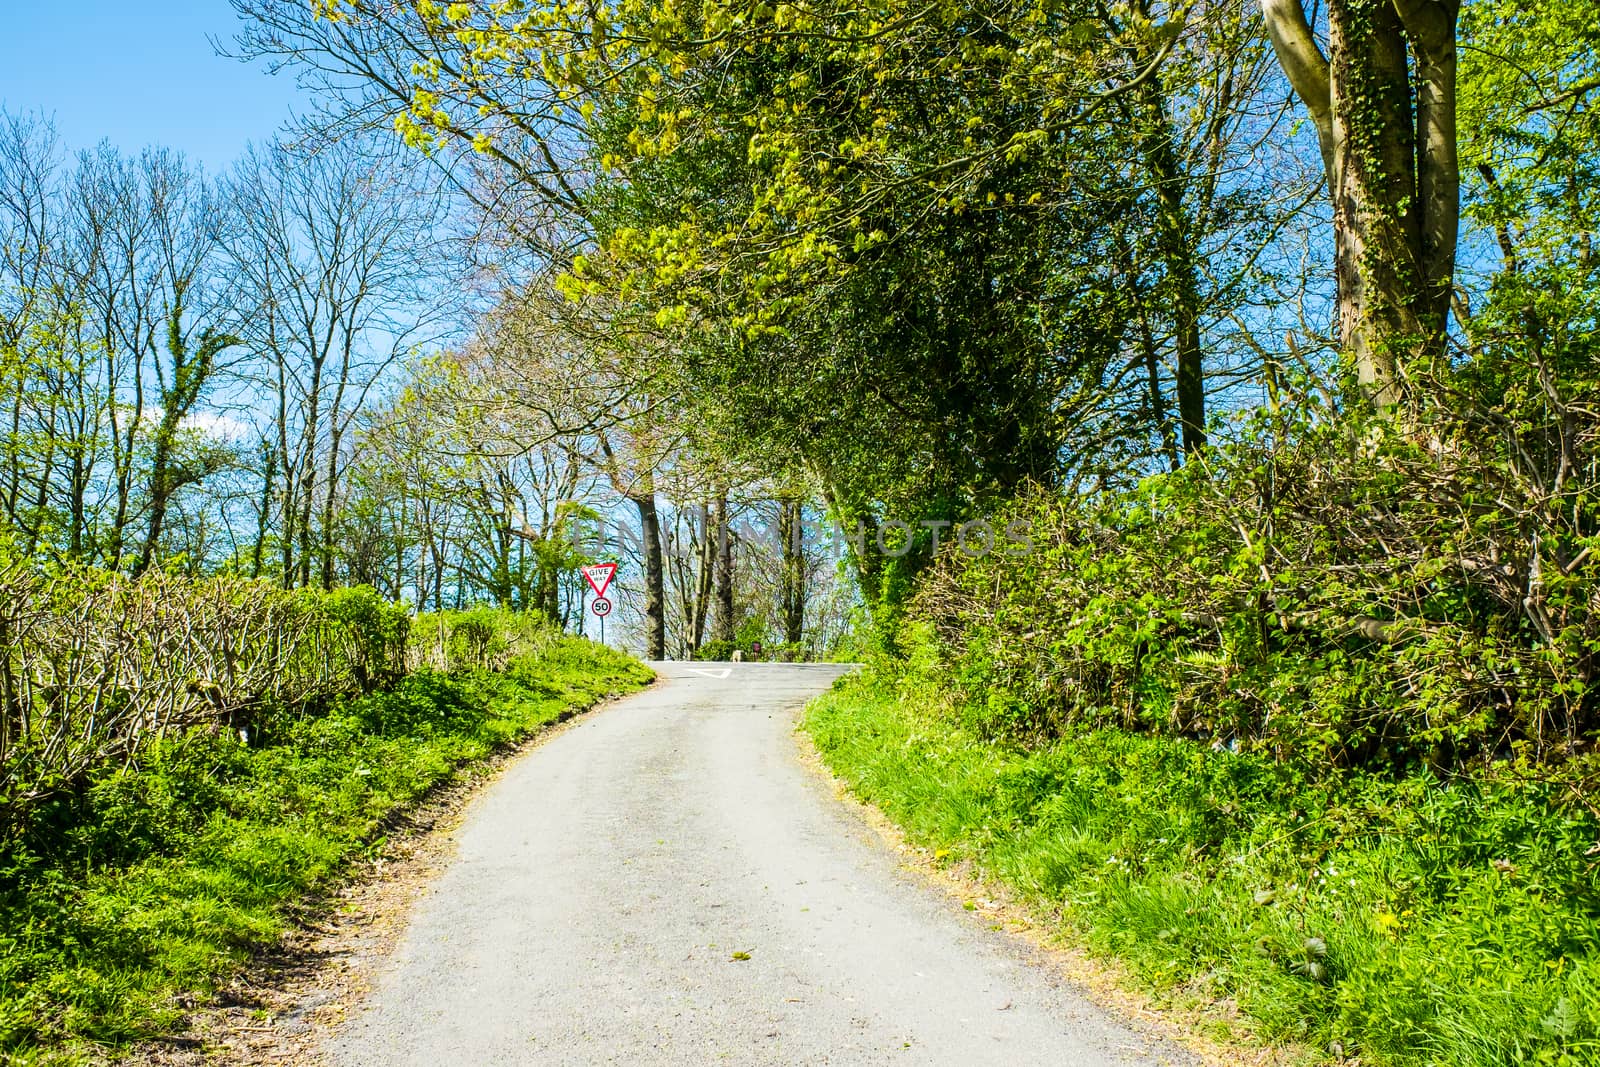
[324,661,1198,1066]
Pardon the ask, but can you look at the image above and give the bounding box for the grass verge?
[0,635,651,1064]
[804,665,1600,1067]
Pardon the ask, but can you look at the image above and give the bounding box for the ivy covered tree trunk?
[712,492,734,645]
[134,309,236,578]
[1262,0,1460,406]
[632,490,666,659]
[1137,74,1207,455]
[691,501,715,653]
[778,496,805,649]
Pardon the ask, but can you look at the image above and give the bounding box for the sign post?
[581,563,618,643]
[590,594,612,642]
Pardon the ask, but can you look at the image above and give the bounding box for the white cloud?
[181,410,252,442]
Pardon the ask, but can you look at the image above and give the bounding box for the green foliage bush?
[918,403,1599,785]
[807,663,1600,1066]
[410,606,558,672]
[321,585,411,693]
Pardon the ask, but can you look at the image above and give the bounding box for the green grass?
[0,635,651,1063]
[804,666,1600,1066]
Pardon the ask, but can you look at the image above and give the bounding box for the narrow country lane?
[323,663,1198,1066]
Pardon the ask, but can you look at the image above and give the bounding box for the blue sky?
[0,1,308,175]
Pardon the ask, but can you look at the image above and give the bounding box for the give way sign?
[581,562,617,599]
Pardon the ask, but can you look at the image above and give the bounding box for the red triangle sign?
[581,562,617,599]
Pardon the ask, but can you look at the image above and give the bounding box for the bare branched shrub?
[0,570,410,833]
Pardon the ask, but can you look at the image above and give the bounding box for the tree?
[777,494,805,647]
[1261,0,1460,405]
[226,138,454,589]
[134,308,238,576]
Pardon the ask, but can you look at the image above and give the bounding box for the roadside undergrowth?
[0,636,651,1064]
[804,662,1600,1067]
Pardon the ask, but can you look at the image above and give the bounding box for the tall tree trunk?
[1261,0,1460,406]
[632,491,666,659]
[778,496,805,651]
[1115,230,1182,470]
[297,480,316,588]
[251,440,275,580]
[106,340,144,572]
[543,558,560,621]
[318,425,343,590]
[68,439,87,560]
[136,468,175,577]
[1136,303,1182,472]
[712,492,734,644]
[691,501,715,652]
[137,402,185,578]
[276,393,296,587]
[319,329,359,591]
[68,328,92,560]
[392,489,406,601]
[3,388,22,525]
[135,321,232,578]
[429,533,446,611]
[22,400,58,558]
[294,352,326,589]
[1138,74,1207,456]
[415,527,427,612]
